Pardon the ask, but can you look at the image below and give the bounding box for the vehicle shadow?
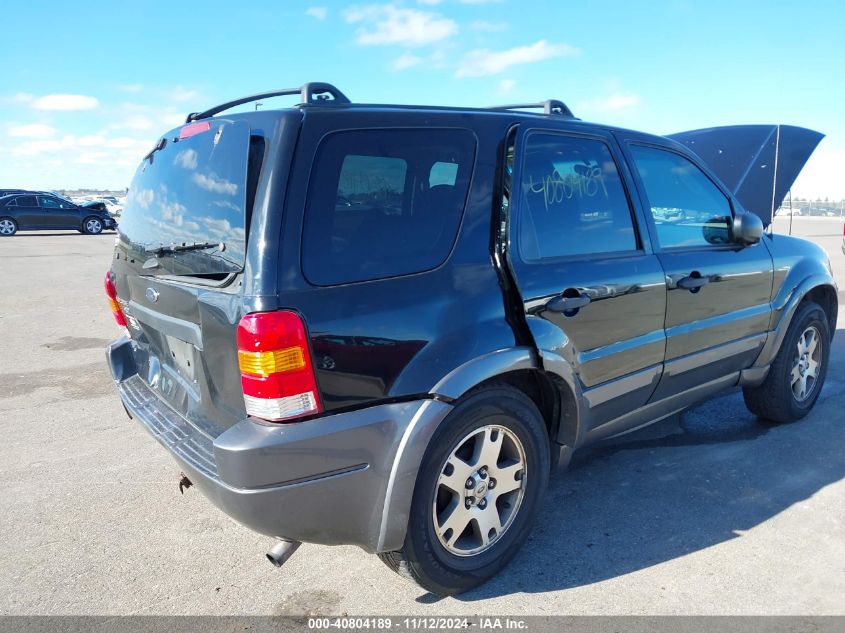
[449,327,845,602]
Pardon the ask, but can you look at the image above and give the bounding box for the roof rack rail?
[489,99,576,118]
[185,82,350,122]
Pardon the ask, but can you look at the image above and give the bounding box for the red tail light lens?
[104,271,127,328]
[179,121,211,140]
[237,311,323,422]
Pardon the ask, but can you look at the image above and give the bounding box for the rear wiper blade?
[149,241,225,256]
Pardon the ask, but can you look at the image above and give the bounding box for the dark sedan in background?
[0,193,116,236]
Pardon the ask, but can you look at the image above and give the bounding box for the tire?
[378,385,550,596]
[0,217,17,236]
[82,216,103,235]
[743,301,830,423]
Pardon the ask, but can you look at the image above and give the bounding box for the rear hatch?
[111,117,262,436]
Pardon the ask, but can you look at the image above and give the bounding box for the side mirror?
[732,212,764,245]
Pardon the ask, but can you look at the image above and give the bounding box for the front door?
[508,128,667,429]
[38,195,80,229]
[620,139,774,399]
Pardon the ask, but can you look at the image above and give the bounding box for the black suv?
[105,83,836,596]
[0,192,116,235]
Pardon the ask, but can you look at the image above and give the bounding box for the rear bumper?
[107,335,452,552]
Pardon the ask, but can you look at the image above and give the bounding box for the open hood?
[668,125,823,227]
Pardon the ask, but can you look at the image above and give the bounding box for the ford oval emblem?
[145,288,159,303]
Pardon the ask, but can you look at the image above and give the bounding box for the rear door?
[619,137,774,399]
[111,117,263,436]
[508,127,667,429]
[11,195,43,229]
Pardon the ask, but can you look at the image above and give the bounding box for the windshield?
[116,119,250,276]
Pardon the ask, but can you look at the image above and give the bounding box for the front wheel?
[744,301,830,423]
[83,216,103,235]
[379,386,549,596]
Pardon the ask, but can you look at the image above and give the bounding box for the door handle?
[546,291,591,314]
[677,273,709,291]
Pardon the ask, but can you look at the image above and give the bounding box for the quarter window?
[302,129,476,286]
[517,133,637,261]
[629,145,733,248]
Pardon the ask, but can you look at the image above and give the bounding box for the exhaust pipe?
[266,539,301,568]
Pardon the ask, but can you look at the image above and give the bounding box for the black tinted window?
[16,195,37,207]
[302,129,476,285]
[629,145,733,248]
[517,134,636,261]
[118,120,252,276]
[39,196,68,209]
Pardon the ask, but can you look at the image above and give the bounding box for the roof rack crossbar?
[489,99,575,118]
[186,82,350,122]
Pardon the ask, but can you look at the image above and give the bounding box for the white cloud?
[112,115,155,131]
[455,40,579,77]
[469,20,508,32]
[498,79,516,96]
[344,4,457,46]
[32,94,99,111]
[192,173,238,195]
[14,93,34,103]
[133,189,154,209]
[170,86,200,103]
[8,123,57,138]
[305,6,328,19]
[392,52,423,70]
[582,93,641,112]
[174,149,198,170]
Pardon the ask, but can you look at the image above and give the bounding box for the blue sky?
[2,0,843,198]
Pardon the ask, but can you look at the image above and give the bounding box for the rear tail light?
[237,311,323,422]
[104,271,127,328]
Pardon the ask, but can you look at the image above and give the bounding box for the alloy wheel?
[432,425,527,557]
[792,325,822,402]
[0,219,15,235]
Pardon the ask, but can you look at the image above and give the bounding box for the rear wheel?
[743,301,830,423]
[379,386,549,596]
[0,217,17,236]
[83,216,103,235]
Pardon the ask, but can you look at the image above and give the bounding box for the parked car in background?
[82,200,110,214]
[105,83,834,596]
[0,193,117,235]
[0,188,32,197]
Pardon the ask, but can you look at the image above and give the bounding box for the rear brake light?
[104,271,127,328]
[179,121,211,140]
[236,311,323,422]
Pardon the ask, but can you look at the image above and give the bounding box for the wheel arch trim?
[755,275,838,368]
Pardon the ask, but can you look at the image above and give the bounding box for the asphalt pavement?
[1,220,843,616]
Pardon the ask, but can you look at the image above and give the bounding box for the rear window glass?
[302,129,476,286]
[117,120,252,276]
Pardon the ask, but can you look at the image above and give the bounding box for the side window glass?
[16,195,37,207]
[629,145,733,248]
[517,133,637,261]
[303,129,476,285]
[39,196,60,209]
